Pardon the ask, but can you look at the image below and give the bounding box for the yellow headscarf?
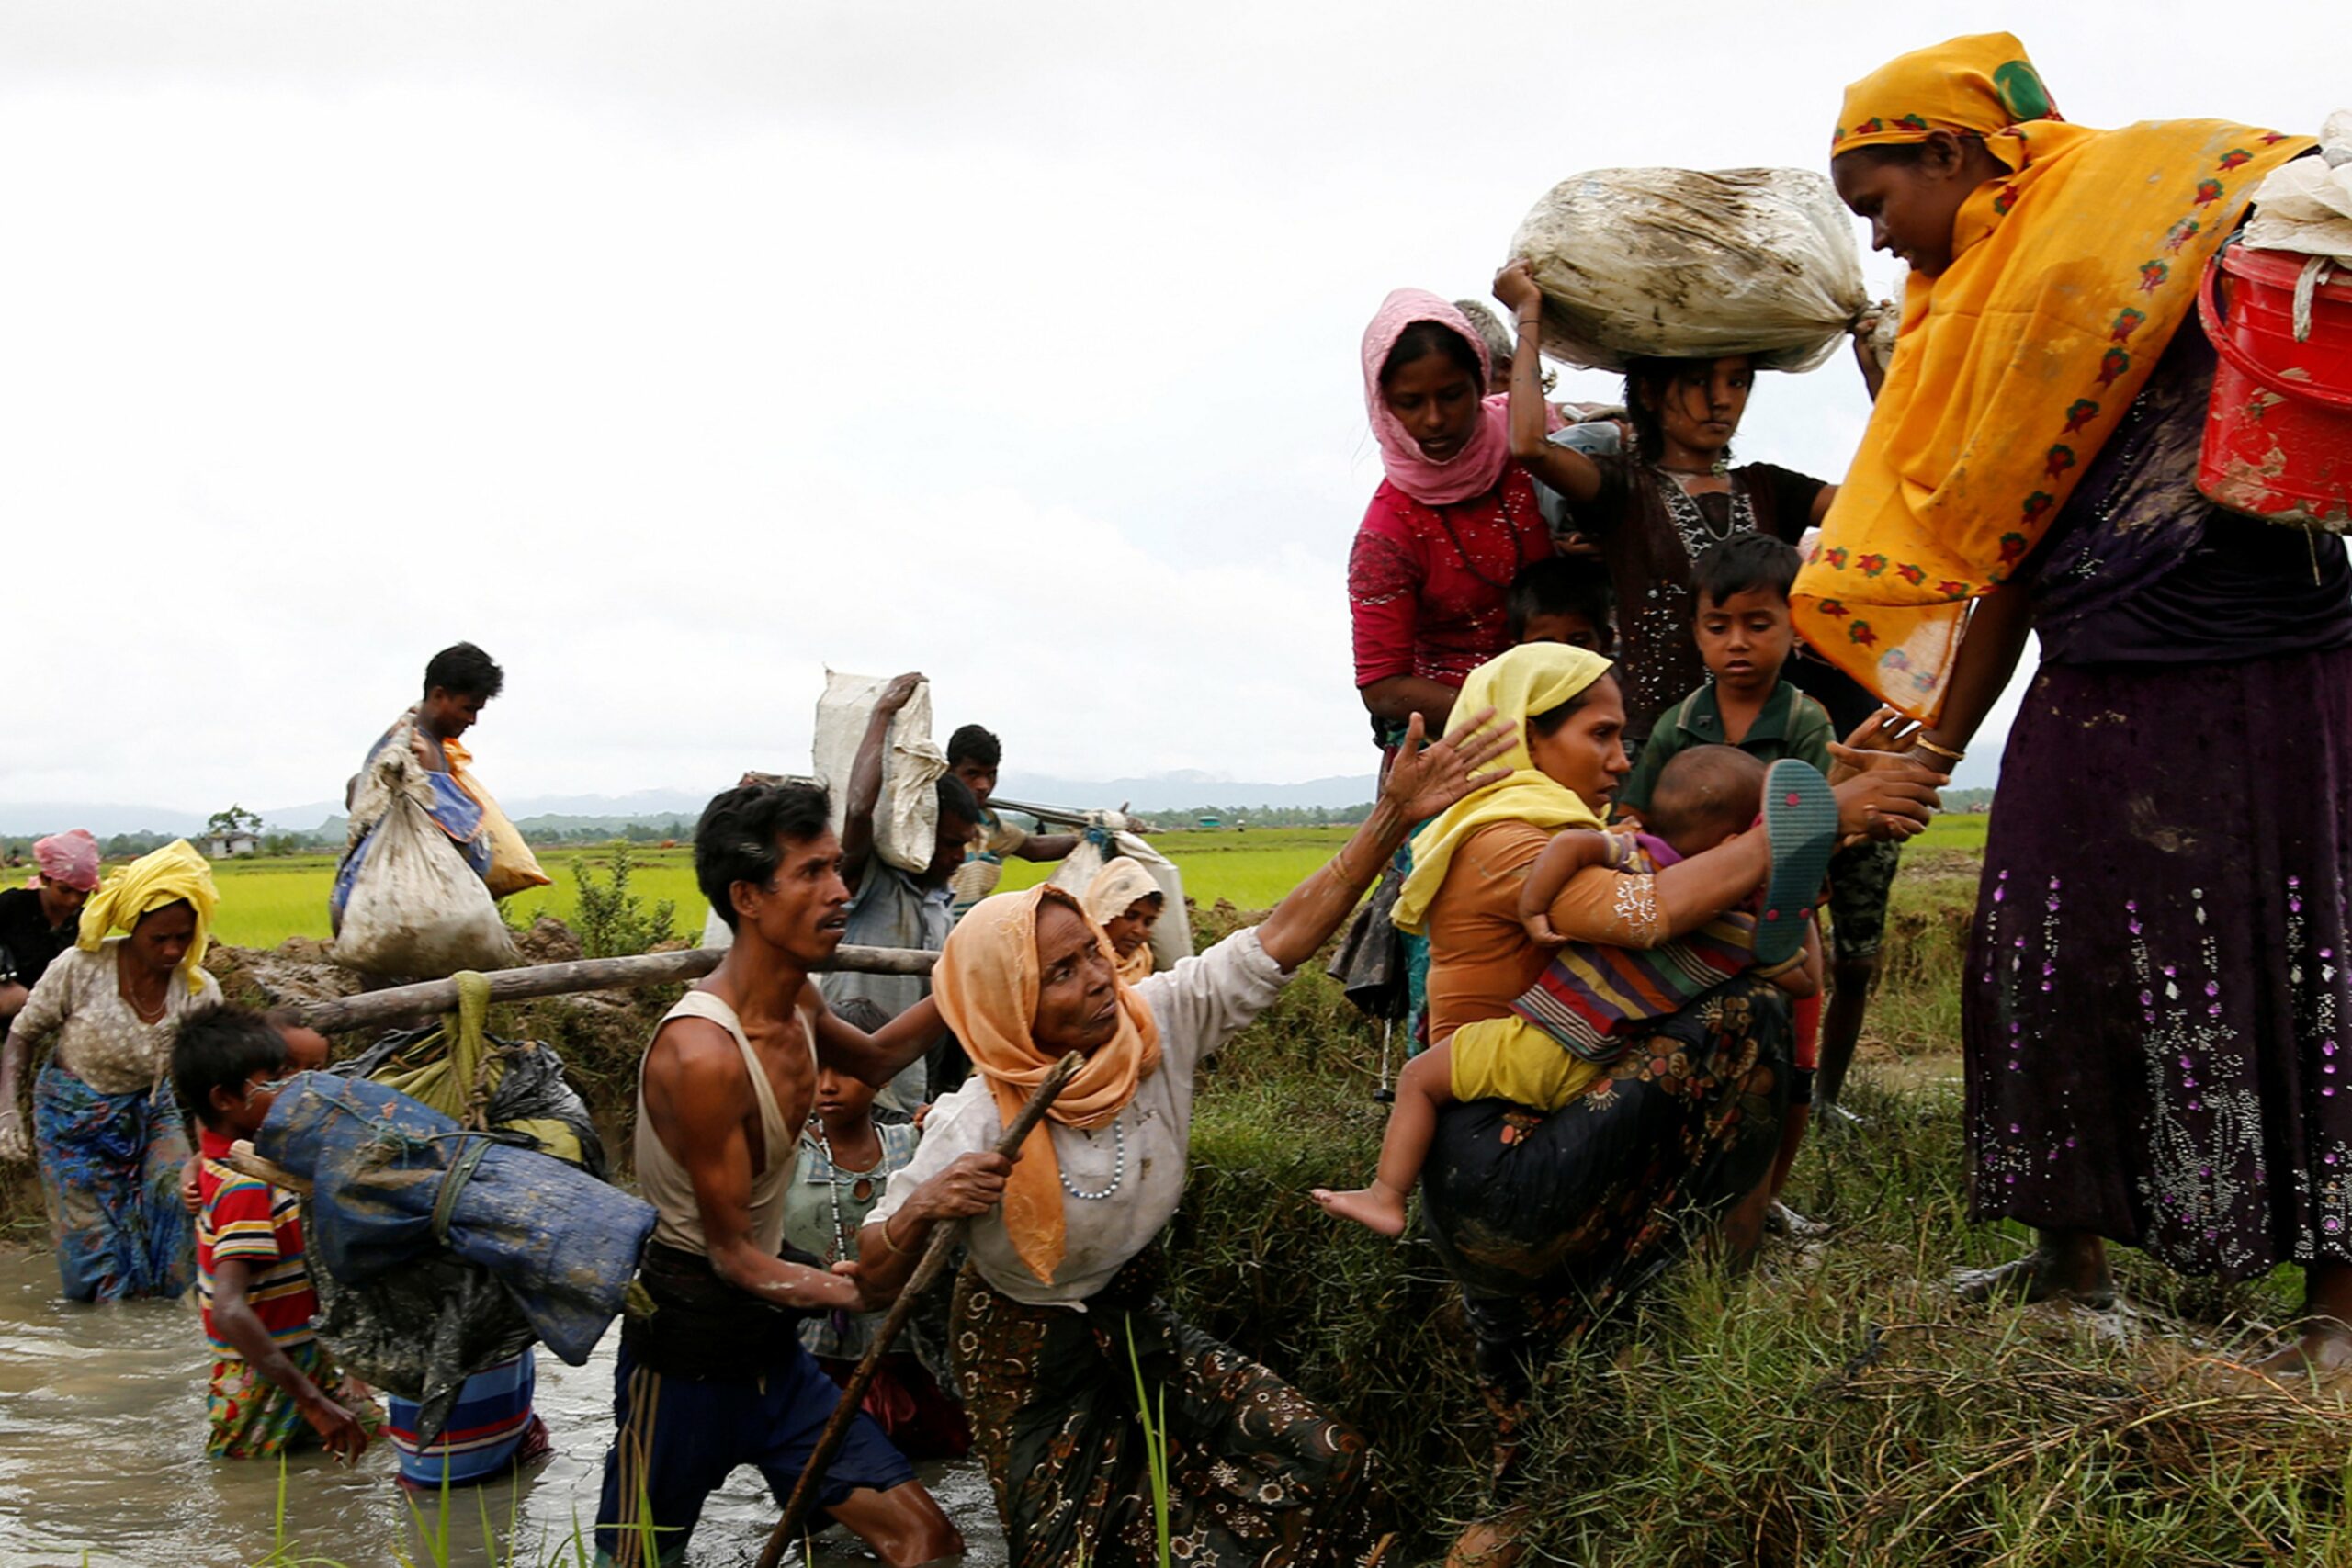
[76,840,219,983]
[1083,858,1164,986]
[933,885,1163,1284]
[1794,33,2311,720]
[1393,643,1613,935]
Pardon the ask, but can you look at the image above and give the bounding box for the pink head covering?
[33,830,101,893]
[1362,288,1512,507]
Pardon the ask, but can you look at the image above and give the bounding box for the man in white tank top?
[596,781,1011,1568]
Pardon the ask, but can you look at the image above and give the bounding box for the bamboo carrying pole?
[224,1141,311,1195]
[755,1050,1085,1568]
[288,944,938,1033]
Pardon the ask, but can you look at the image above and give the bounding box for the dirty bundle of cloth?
[255,1067,655,1441]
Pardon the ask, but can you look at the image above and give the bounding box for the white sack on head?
[810,671,949,877]
[1511,166,1868,373]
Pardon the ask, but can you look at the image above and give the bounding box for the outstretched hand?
[1380,707,1515,824]
[1826,708,1924,786]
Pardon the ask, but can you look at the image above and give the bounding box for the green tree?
[206,805,263,839]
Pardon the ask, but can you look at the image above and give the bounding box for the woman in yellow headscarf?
[852,708,1515,1568]
[1342,643,1924,1539]
[0,840,220,1300]
[1805,34,2352,1369]
[1081,858,1166,986]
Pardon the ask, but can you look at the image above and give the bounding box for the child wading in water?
[175,1008,380,1461]
[1315,744,1830,1236]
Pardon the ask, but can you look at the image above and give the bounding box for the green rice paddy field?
[198,815,1992,951]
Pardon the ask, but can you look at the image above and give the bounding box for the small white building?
[204,830,261,859]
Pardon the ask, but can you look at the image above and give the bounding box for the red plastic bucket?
[2196,239,2352,530]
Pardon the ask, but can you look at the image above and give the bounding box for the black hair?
[1835,130,1989,171]
[173,1007,289,1129]
[935,772,982,830]
[695,781,834,930]
[1506,557,1615,644]
[423,641,504,701]
[946,724,1001,769]
[1380,321,1486,391]
[1529,671,1618,739]
[1690,532,1803,609]
[832,997,890,1034]
[1645,745,1767,851]
[1621,355,1755,464]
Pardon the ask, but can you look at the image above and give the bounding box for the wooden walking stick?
[755,1050,1085,1568]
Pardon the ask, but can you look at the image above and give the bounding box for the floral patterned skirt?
[1968,649,2352,1278]
[1419,976,1790,1467]
[31,1062,193,1303]
[951,1253,1383,1568]
[208,1339,383,1459]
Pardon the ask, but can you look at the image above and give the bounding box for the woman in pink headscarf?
[1347,289,1557,769]
[0,830,104,1166]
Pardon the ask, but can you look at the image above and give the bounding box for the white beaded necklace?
[1057,1114,1126,1201]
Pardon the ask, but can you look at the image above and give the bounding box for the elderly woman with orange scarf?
[0,841,221,1301]
[856,713,1513,1568]
[1796,36,2345,1363]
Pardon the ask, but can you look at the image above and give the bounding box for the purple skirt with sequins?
[1966,646,2352,1278]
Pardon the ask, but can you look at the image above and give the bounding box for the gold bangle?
[1914,739,1965,764]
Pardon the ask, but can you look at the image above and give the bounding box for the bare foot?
[2253,1317,2352,1381]
[1951,1231,2116,1309]
[1310,1183,1408,1237]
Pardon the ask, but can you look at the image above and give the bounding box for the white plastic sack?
[1510,166,1868,372]
[335,750,517,977]
[1048,829,1193,975]
[2246,114,2352,263]
[812,671,949,877]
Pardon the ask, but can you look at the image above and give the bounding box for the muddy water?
[0,1249,1003,1567]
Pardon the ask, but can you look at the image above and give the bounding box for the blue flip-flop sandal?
[1755,759,1838,966]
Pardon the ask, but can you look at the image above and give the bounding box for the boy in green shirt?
[1618,533,1838,1239]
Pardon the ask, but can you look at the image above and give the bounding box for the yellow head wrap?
[1829,31,2060,160]
[77,840,220,983]
[1794,34,2310,720]
[1393,643,1612,935]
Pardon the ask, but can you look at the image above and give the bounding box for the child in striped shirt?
[175,1007,379,1461]
[1317,746,1824,1237]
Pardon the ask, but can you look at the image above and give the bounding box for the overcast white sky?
[4,1,2340,814]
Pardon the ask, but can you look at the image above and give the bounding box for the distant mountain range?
[0,773,1380,840]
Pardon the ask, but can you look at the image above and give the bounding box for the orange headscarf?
[932,884,1162,1284]
[1794,33,2310,720]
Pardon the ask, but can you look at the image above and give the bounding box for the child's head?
[1507,557,1615,653]
[173,1007,298,1138]
[1690,534,1799,698]
[418,641,503,743]
[814,997,889,1130]
[1645,745,1766,857]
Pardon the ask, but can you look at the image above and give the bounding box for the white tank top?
[635,988,810,1256]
